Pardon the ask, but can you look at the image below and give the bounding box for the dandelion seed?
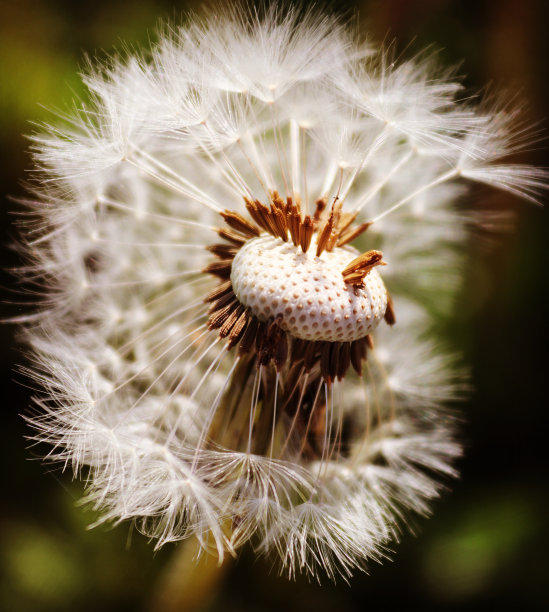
[17,4,546,580]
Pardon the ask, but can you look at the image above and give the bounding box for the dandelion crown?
[20,4,545,579]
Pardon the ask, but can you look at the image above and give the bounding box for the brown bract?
[203,192,395,386]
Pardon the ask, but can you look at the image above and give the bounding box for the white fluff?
[18,4,545,580]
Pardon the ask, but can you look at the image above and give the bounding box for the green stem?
[148,538,231,612]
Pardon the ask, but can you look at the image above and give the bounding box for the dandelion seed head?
[16,3,546,581]
[231,235,387,342]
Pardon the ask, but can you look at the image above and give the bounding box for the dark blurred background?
[1,0,548,610]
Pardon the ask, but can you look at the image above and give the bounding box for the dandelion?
[18,5,546,580]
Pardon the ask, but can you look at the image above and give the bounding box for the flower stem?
[148,538,231,612]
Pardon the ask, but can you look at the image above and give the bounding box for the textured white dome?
[231,235,388,342]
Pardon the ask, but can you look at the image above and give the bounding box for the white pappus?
[17,4,546,581]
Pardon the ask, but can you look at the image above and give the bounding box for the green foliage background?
[1,1,548,610]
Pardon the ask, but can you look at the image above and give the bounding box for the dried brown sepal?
[287,195,302,211]
[303,340,319,372]
[315,213,334,257]
[208,298,240,330]
[342,250,386,286]
[245,199,272,234]
[219,303,246,338]
[329,342,341,382]
[384,293,396,326]
[203,260,232,279]
[244,198,288,241]
[291,338,307,363]
[226,308,251,348]
[217,228,247,246]
[220,209,260,238]
[287,337,365,383]
[208,289,237,314]
[270,206,288,241]
[299,216,314,253]
[337,212,358,236]
[270,191,287,212]
[239,316,260,355]
[207,243,239,260]
[204,280,233,303]
[255,321,268,354]
[257,317,287,368]
[350,337,368,375]
[320,341,334,384]
[288,207,302,247]
[313,198,327,224]
[316,201,344,256]
[326,202,343,251]
[337,342,351,380]
[336,222,372,247]
[274,330,289,371]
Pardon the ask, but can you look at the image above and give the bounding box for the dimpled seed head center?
[230,236,388,342]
